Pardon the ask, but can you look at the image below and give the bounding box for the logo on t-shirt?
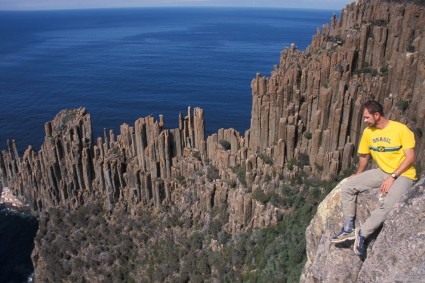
[372,137,391,144]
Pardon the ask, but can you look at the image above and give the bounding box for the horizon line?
[0,5,343,12]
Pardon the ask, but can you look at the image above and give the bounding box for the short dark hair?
[363,100,384,116]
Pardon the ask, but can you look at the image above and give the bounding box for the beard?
[367,117,378,127]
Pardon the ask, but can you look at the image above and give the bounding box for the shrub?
[234,164,247,186]
[286,160,295,171]
[326,35,342,43]
[192,151,201,161]
[176,175,186,186]
[268,192,285,207]
[264,174,272,182]
[218,140,231,150]
[353,64,379,76]
[406,39,415,52]
[380,64,389,75]
[252,189,270,204]
[258,153,273,165]
[207,165,220,181]
[314,162,324,172]
[371,19,387,26]
[299,153,310,167]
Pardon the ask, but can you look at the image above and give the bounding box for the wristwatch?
[391,173,398,179]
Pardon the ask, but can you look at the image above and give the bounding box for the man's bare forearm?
[355,154,370,175]
[393,148,415,176]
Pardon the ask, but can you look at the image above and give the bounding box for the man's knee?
[341,183,355,196]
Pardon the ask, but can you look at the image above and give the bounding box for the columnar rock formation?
[0,106,283,234]
[0,107,207,211]
[247,0,425,179]
[0,0,425,277]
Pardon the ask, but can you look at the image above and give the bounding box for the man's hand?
[380,148,415,195]
[349,154,370,179]
[380,176,395,195]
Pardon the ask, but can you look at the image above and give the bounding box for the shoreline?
[0,186,30,211]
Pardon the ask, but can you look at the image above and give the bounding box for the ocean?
[0,7,335,281]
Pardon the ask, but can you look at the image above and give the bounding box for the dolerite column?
[103,162,114,210]
[153,179,164,209]
[0,150,8,187]
[193,107,205,151]
[157,131,171,179]
[135,118,148,171]
[169,128,183,158]
[187,106,194,148]
[249,73,261,152]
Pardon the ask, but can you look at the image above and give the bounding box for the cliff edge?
[0,0,425,281]
[301,177,425,282]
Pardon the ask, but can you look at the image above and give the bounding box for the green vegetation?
[233,164,247,186]
[314,162,324,172]
[176,175,187,186]
[353,65,379,76]
[304,132,313,140]
[36,178,342,282]
[252,188,270,204]
[34,165,352,282]
[192,150,202,161]
[206,165,220,181]
[286,153,310,171]
[406,39,416,52]
[371,19,388,26]
[326,35,343,43]
[258,153,273,165]
[287,160,295,171]
[380,64,389,75]
[228,179,237,188]
[218,139,231,150]
[299,153,310,167]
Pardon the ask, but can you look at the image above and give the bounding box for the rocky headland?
[1,0,425,281]
[0,187,28,208]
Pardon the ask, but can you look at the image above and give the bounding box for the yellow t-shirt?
[358,120,417,180]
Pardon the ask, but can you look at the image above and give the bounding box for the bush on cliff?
[386,0,425,6]
[218,139,231,150]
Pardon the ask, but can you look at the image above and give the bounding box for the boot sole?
[330,235,355,243]
[353,227,363,255]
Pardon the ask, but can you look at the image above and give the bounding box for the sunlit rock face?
[301,178,425,282]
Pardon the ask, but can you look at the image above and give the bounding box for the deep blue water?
[0,7,335,281]
[0,206,37,283]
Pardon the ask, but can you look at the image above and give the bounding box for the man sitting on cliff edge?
[330,100,417,256]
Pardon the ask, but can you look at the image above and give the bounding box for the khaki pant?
[341,168,414,237]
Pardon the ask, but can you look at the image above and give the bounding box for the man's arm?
[393,148,415,177]
[352,154,370,176]
[380,148,415,194]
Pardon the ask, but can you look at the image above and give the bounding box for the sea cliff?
[1,0,424,281]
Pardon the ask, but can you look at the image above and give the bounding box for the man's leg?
[341,168,387,230]
[360,176,414,237]
[331,169,385,243]
[354,176,414,256]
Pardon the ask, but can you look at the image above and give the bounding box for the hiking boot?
[330,228,355,243]
[354,227,366,256]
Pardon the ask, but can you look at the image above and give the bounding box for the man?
[331,100,417,256]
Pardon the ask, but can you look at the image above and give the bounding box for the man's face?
[363,109,379,127]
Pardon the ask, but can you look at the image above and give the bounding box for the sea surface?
[0,7,336,281]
